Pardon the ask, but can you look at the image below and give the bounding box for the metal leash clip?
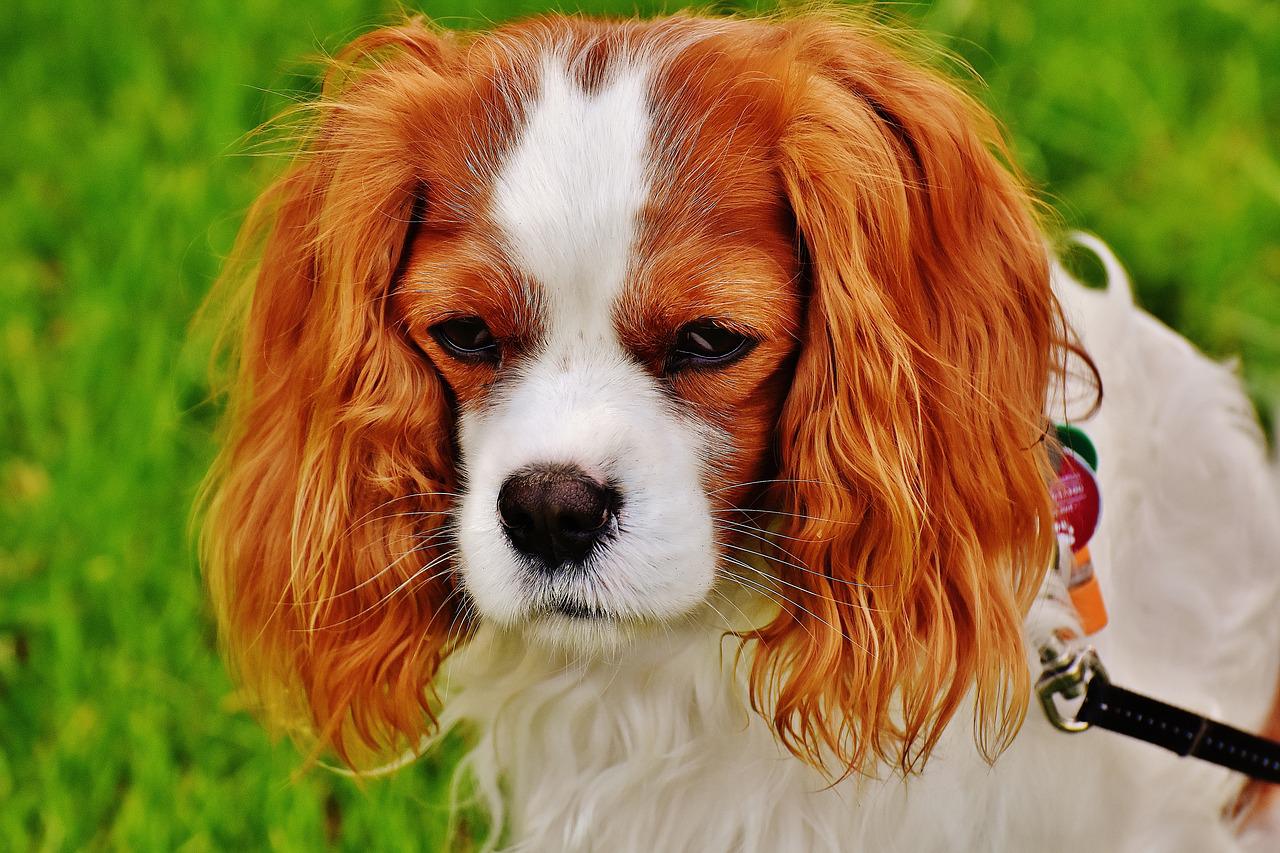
[1036,633,1107,733]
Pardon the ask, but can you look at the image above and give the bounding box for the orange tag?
[1067,546,1108,634]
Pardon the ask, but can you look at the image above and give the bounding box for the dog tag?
[1050,425,1107,634]
[1050,447,1101,552]
[1066,546,1108,634]
[1055,424,1098,472]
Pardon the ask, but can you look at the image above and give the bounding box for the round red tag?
[1050,448,1101,551]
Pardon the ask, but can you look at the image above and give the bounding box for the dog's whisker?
[716,572,825,649]
[306,549,458,630]
[353,525,455,558]
[438,586,475,653]
[714,517,832,544]
[709,507,860,527]
[715,521,814,567]
[339,491,460,536]
[426,584,469,645]
[300,535,454,605]
[706,478,832,495]
[355,508,456,532]
[718,538,888,592]
[720,554,885,620]
[719,534,814,577]
[439,596,470,700]
[703,589,761,637]
[721,539,854,587]
[721,567,871,657]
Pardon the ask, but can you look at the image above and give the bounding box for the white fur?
[456,54,718,645]
[432,236,1280,851]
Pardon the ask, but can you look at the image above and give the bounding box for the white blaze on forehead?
[492,51,653,337]
[458,49,717,632]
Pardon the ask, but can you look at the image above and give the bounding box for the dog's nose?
[497,466,617,569]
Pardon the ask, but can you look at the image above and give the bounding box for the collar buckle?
[1036,633,1107,733]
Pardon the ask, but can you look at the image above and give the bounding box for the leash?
[1035,426,1280,783]
[1037,635,1280,783]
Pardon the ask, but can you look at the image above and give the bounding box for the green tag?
[1055,424,1098,472]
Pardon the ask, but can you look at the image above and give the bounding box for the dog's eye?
[430,316,499,363]
[669,320,754,370]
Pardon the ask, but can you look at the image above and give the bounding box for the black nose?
[497,466,617,570]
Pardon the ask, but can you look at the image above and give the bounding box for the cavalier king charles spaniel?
[201,11,1280,851]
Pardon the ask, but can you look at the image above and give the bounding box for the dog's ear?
[199,21,462,767]
[751,19,1063,776]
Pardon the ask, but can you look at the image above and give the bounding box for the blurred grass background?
[1,0,1277,848]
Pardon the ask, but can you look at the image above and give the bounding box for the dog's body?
[441,254,1280,852]
[201,13,1280,851]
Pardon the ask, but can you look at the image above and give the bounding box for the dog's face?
[394,48,802,646]
[203,15,1066,773]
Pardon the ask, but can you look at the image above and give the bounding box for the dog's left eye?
[669,320,754,370]
[430,316,499,363]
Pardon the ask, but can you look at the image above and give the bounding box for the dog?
[200,12,1280,850]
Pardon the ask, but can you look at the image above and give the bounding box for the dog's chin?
[520,609,640,656]
[518,595,707,656]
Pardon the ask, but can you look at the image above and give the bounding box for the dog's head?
[202,13,1064,774]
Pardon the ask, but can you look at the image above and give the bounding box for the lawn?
[2,0,1277,849]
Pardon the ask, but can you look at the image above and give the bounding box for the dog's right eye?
[667,320,755,372]
[430,316,499,363]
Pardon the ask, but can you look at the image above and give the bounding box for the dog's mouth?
[545,598,613,621]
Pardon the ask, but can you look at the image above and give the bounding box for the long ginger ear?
[751,19,1064,776]
[199,21,462,767]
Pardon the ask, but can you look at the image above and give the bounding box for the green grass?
[2,1,1277,849]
